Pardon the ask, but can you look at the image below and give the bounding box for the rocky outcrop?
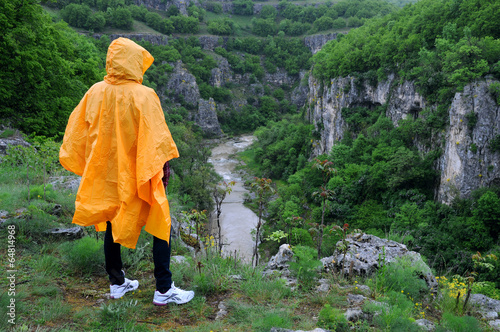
[93,33,168,46]
[253,3,279,15]
[291,71,309,109]
[304,33,338,54]
[195,98,222,137]
[166,61,200,106]
[210,56,232,88]
[0,132,30,156]
[469,294,500,330]
[438,80,500,204]
[133,0,197,16]
[198,36,222,51]
[264,68,297,86]
[308,74,500,202]
[321,233,438,291]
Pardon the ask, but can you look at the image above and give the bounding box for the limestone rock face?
[195,98,222,137]
[199,36,222,51]
[133,0,197,16]
[264,68,296,86]
[167,61,200,106]
[0,135,31,155]
[438,80,500,203]
[308,75,500,202]
[210,56,232,88]
[93,33,168,45]
[304,33,338,54]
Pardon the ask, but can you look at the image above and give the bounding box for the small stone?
[415,319,435,331]
[489,320,500,330]
[171,255,188,264]
[344,308,363,322]
[347,294,366,306]
[45,226,84,240]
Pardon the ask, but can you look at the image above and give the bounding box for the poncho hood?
[104,37,154,84]
[60,38,179,249]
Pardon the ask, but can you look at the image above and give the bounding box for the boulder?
[469,294,500,325]
[265,244,294,271]
[322,233,437,292]
[45,226,84,240]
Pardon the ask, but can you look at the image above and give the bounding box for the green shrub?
[290,227,315,247]
[318,304,349,331]
[289,245,322,290]
[29,184,57,201]
[369,291,420,331]
[59,237,105,277]
[373,256,429,302]
[472,281,500,300]
[465,111,478,131]
[436,312,482,332]
[489,82,500,105]
[0,129,15,138]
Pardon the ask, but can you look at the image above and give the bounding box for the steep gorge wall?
[307,75,500,203]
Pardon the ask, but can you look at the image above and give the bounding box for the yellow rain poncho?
[60,37,179,249]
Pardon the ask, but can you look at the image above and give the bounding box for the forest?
[0,0,499,330]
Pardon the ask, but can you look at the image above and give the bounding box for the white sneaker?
[153,282,194,305]
[110,278,139,299]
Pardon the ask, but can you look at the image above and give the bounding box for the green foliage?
[374,256,430,302]
[29,184,57,201]
[489,82,500,105]
[105,6,133,30]
[318,304,349,331]
[1,1,104,136]
[207,18,236,35]
[251,18,276,37]
[368,291,420,331]
[290,227,314,247]
[59,237,105,277]
[436,313,482,332]
[253,118,313,179]
[489,134,500,152]
[465,111,478,131]
[288,245,322,290]
[233,0,254,15]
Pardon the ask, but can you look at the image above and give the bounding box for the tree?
[207,18,236,36]
[0,0,103,136]
[260,5,277,20]
[312,158,336,259]
[251,178,275,267]
[212,181,236,253]
[251,18,276,37]
[233,0,254,15]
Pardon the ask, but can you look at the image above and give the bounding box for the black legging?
[104,221,173,293]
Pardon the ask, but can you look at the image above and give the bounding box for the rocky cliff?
[93,33,168,45]
[307,74,500,202]
[304,33,339,54]
[133,0,198,16]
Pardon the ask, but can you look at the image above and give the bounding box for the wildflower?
[456,141,460,145]
[401,290,404,293]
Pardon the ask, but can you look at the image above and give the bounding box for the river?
[208,135,259,263]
